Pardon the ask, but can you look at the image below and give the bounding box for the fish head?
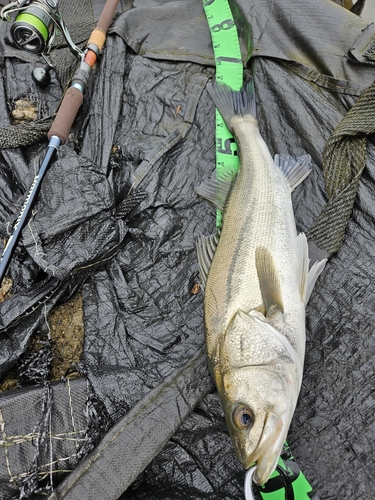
[215,310,303,485]
[220,366,293,485]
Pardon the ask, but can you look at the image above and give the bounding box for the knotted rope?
[308,79,375,256]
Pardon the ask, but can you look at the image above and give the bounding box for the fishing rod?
[0,0,120,285]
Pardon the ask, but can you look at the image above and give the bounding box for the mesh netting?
[1,1,375,499]
[50,0,95,89]
[0,117,53,149]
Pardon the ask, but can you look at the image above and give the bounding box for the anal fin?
[196,169,236,211]
[196,232,220,290]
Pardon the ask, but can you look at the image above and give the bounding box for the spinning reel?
[1,0,83,86]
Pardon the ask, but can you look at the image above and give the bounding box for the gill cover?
[220,310,302,380]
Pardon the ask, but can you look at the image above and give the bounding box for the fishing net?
[0,117,53,149]
[49,0,95,89]
[1,0,375,499]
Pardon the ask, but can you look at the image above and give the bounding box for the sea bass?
[196,81,326,485]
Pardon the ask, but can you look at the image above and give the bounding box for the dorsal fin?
[296,233,327,304]
[305,259,327,303]
[296,233,310,302]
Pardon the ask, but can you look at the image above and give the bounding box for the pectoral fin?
[296,233,310,302]
[255,247,284,315]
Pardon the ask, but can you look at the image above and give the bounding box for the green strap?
[258,443,313,499]
[202,1,314,498]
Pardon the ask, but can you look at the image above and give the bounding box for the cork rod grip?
[88,29,106,52]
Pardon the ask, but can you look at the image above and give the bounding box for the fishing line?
[1,0,84,86]
[275,465,295,500]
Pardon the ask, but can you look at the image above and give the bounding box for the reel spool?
[10,4,55,54]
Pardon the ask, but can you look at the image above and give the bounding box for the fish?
[196,80,326,485]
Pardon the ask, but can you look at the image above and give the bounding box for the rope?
[0,117,53,148]
[308,80,375,256]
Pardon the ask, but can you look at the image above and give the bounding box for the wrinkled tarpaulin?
[1,0,375,498]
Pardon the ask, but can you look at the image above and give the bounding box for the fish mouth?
[243,411,285,485]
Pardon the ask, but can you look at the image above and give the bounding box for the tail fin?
[206,79,256,132]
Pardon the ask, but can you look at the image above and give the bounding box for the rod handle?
[47,87,84,144]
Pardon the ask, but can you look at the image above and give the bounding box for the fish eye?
[233,405,254,430]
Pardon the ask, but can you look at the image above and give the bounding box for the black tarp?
[0,0,375,499]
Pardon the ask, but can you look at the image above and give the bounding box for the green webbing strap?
[308,79,375,256]
[202,1,314,498]
[256,442,313,500]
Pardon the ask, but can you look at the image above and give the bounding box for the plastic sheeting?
[1,0,375,498]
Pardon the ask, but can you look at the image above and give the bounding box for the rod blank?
[0,136,60,283]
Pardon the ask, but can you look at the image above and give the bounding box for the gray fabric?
[0,378,106,500]
[48,347,213,500]
[113,0,375,86]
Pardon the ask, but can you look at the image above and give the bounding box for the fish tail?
[206,79,256,132]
